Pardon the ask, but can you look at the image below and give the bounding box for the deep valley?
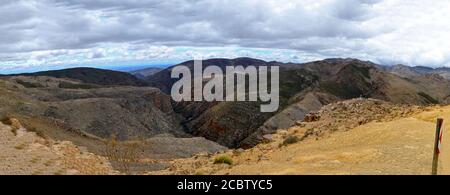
[2,57,450,174]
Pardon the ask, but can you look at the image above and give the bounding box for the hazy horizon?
[0,62,174,74]
[2,56,449,75]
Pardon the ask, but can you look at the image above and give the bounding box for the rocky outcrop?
[0,76,186,140]
[0,118,116,175]
[153,99,439,175]
[0,75,229,174]
[239,92,337,148]
[295,98,424,139]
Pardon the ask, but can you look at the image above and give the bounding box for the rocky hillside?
[153,99,450,175]
[0,76,185,140]
[3,57,450,174]
[0,75,227,173]
[146,57,275,93]
[147,58,450,148]
[0,117,115,175]
[384,64,450,80]
[7,67,148,86]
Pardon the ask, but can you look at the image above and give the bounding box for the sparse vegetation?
[25,126,47,139]
[15,79,44,88]
[281,135,299,146]
[213,155,233,165]
[30,158,40,164]
[0,116,12,125]
[320,81,365,99]
[1,117,20,135]
[54,170,65,175]
[347,63,371,78]
[14,143,26,150]
[103,136,143,174]
[44,160,53,167]
[58,81,98,89]
[418,92,439,104]
[194,171,204,175]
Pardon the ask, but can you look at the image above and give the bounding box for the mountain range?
[145,57,450,148]
[2,57,450,161]
[383,64,450,80]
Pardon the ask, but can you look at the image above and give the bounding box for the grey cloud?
[0,0,384,53]
[328,0,381,21]
[1,0,449,68]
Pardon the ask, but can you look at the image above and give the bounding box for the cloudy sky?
[1,0,450,73]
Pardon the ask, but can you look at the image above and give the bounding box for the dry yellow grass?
[154,105,450,175]
[0,119,116,175]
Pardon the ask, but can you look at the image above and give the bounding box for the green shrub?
[281,135,299,146]
[0,116,11,125]
[213,155,233,165]
[102,135,144,174]
[16,79,43,88]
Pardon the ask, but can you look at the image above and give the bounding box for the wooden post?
[432,118,444,175]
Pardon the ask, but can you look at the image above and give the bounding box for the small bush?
[1,117,16,136]
[103,136,143,174]
[26,127,47,139]
[44,160,53,167]
[194,171,204,175]
[281,135,299,146]
[16,79,44,88]
[54,170,65,175]
[14,143,26,150]
[1,117,25,136]
[30,158,40,164]
[213,155,233,165]
[0,117,12,125]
